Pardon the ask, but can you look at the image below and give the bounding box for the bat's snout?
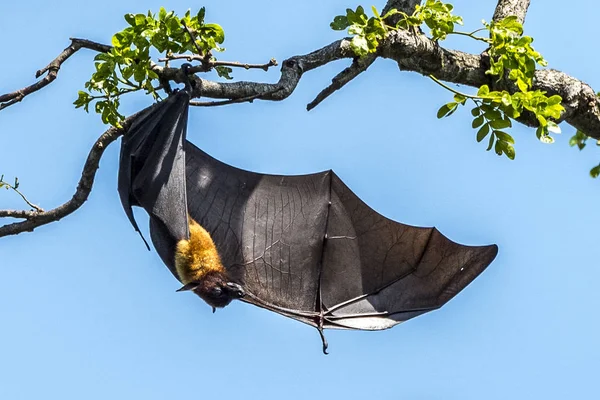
[226,282,245,298]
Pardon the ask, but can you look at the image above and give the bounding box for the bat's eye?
[211,287,223,297]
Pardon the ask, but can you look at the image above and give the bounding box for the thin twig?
[190,88,283,107]
[0,181,45,212]
[428,74,481,100]
[158,54,278,71]
[447,31,490,43]
[181,21,207,59]
[0,38,112,112]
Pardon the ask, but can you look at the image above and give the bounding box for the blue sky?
[1,1,599,399]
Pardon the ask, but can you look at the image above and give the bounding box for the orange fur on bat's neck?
[175,217,225,284]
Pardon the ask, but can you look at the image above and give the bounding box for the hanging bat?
[118,89,498,353]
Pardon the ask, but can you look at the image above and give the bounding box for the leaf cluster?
[431,16,563,158]
[485,16,546,92]
[331,2,567,162]
[74,7,226,127]
[330,6,392,57]
[330,1,462,56]
[405,0,463,40]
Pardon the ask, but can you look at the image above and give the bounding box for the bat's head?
[177,271,245,309]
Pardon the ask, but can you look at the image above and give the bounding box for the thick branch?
[492,0,531,24]
[379,29,600,139]
[307,54,377,111]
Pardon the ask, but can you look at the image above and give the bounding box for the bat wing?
[118,95,497,351]
[182,145,498,336]
[118,91,190,273]
[320,175,498,330]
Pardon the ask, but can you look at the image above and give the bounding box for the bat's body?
[118,90,498,352]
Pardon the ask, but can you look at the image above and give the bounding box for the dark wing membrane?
[118,91,190,259]
[320,174,498,330]
[182,143,330,325]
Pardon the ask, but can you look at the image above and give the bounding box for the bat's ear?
[176,282,200,292]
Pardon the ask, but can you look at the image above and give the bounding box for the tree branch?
[0,38,111,111]
[0,210,40,219]
[152,39,356,104]
[2,186,44,212]
[492,0,531,24]
[0,106,153,238]
[303,0,422,110]
[383,0,421,15]
[307,53,377,111]
[158,54,278,71]
[1,7,599,236]
[190,88,283,107]
[379,29,600,139]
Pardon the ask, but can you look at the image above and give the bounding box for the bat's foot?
[318,327,329,355]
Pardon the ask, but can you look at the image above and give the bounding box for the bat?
[118,89,498,353]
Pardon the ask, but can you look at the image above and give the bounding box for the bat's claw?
[318,327,329,355]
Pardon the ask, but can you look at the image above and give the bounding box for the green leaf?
[453,93,466,104]
[539,134,554,144]
[204,23,225,43]
[159,7,167,20]
[197,7,206,24]
[504,142,516,160]
[124,14,136,26]
[547,121,561,134]
[486,131,495,151]
[471,115,484,129]
[591,164,600,178]
[331,15,349,30]
[494,138,503,156]
[494,130,514,144]
[134,13,146,26]
[133,65,146,83]
[569,130,589,150]
[371,6,381,19]
[472,115,484,128]
[489,117,512,130]
[477,85,490,96]
[476,123,490,142]
[437,102,457,118]
[483,108,502,121]
[215,66,233,80]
